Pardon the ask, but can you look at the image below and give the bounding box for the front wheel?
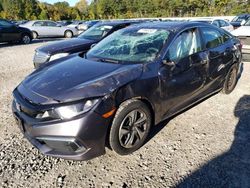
[222,64,238,94]
[109,99,152,155]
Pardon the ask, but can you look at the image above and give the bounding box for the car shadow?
[176,95,250,187]
[0,38,65,48]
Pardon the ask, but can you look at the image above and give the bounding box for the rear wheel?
[109,99,152,155]
[222,64,238,94]
[21,34,31,44]
[64,30,73,38]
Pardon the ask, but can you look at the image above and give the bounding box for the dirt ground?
[0,40,250,188]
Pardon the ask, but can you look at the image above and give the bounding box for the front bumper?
[12,93,113,161]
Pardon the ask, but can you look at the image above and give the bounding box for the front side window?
[78,25,113,41]
[200,27,223,49]
[33,21,45,26]
[87,28,170,63]
[167,28,202,62]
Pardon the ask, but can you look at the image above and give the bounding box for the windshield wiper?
[98,58,120,64]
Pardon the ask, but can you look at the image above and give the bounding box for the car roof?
[94,20,142,27]
[128,21,214,32]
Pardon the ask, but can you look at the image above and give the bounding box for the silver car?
[20,20,78,39]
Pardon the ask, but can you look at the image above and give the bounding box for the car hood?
[231,26,250,36]
[17,55,143,105]
[37,38,96,55]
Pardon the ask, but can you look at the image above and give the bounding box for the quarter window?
[167,28,202,62]
[200,28,223,49]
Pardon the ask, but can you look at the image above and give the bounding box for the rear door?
[159,27,208,116]
[200,27,229,89]
[44,21,64,37]
[32,21,47,36]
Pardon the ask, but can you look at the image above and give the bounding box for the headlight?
[36,99,99,120]
[49,53,69,62]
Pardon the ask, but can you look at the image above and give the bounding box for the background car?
[56,20,73,27]
[0,19,33,44]
[230,13,250,29]
[66,20,85,29]
[231,18,250,59]
[191,18,234,32]
[20,20,78,39]
[77,20,100,34]
[33,20,141,68]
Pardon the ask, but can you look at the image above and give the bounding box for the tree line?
[0,0,250,21]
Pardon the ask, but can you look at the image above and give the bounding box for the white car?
[231,19,250,59]
[20,20,78,39]
[191,18,234,32]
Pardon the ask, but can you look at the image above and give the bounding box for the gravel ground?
[0,40,250,188]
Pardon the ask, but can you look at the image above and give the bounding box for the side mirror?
[162,59,176,70]
[241,20,246,26]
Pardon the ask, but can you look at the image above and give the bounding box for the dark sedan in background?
[0,19,33,44]
[33,20,141,68]
[12,22,242,161]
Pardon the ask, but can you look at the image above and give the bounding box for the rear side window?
[46,21,57,27]
[212,20,220,27]
[200,27,223,49]
[220,20,229,27]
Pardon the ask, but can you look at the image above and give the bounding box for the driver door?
[158,28,208,117]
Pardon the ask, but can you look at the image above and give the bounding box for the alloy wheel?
[118,109,148,149]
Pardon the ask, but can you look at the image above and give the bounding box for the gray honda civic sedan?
[12,22,242,161]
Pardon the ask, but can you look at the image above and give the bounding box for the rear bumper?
[12,99,112,161]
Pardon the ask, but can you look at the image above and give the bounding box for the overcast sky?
[41,0,92,6]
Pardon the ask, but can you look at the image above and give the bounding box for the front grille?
[33,51,50,65]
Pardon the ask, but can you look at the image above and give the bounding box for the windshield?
[86,28,170,63]
[78,25,113,40]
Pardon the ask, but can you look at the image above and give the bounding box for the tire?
[109,99,152,155]
[32,31,38,39]
[222,64,238,94]
[21,34,31,44]
[64,30,73,38]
